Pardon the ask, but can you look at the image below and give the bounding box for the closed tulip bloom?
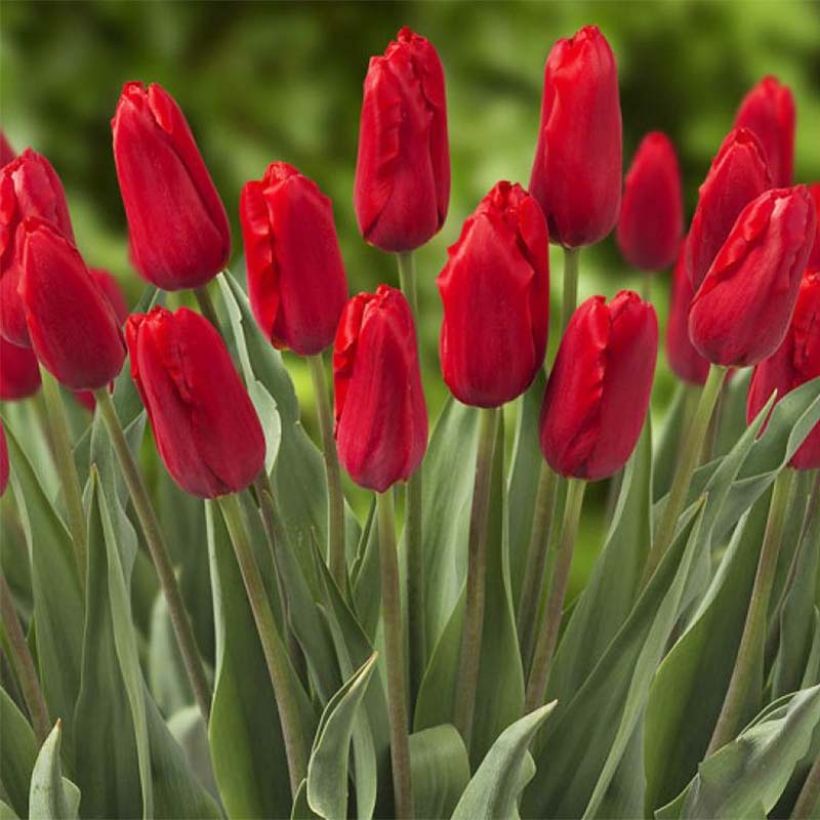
[0,421,8,497]
[21,219,125,390]
[690,186,816,368]
[540,291,658,481]
[529,25,622,248]
[734,76,795,188]
[437,181,549,407]
[126,306,265,498]
[0,335,41,400]
[807,183,820,271]
[686,128,771,291]
[0,149,75,347]
[333,286,427,492]
[747,270,820,469]
[241,162,348,355]
[112,82,231,290]
[617,132,683,271]
[0,132,15,167]
[354,27,450,252]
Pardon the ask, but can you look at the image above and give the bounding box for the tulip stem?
[194,284,221,331]
[217,492,307,799]
[560,247,581,333]
[642,364,725,585]
[307,354,347,592]
[39,369,87,589]
[707,467,794,755]
[525,478,587,712]
[641,275,652,302]
[455,405,501,751]
[792,753,820,819]
[0,574,51,744]
[377,489,414,819]
[94,388,212,722]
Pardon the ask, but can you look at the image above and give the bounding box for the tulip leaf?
[652,382,690,502]
[0,799,19,820]
[408,725,470,819]
[351,499,380,640]
[28,721,80,820]
[0,686,38,817]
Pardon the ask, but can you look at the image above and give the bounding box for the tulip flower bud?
[748,270,820,470]
[686,128,771,291]
[617,132,683,271]
[529,25,622,248]
[241,162,348,355]
[734,76,795,188]
[354,27,450,252]
[112,82,231,290]
[0,421,8,497]
[0,335,41,400]
[539,291,658,481]
[690,186,817,368]
[437,181,549,407]
[0,132,15,167]
[333,286,427,492]
[666,243,709,386]
[21,219,125,390]
[1,149,75,347]
[126,306,265,498]
[807,183,820,271]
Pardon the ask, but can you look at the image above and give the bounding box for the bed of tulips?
[1,21,820,820]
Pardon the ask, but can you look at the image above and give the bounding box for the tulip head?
[241,162,348,356]
[689,186,817,368]
[807,183,820,271]
[617,132,683,271]
[126,306,265,498]
[112,82,231,290]
[0,335,41,400]
[666,243,709,386]
[540,291,658,481]
[529,25,622,248]
[333,286,427,492]
[354,27,450,252]
[437,181,549,408]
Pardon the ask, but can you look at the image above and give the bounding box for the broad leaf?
[0,687,37,817]
[408,725,470,820]
[28,722,80,820]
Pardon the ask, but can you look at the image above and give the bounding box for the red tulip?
[437,181,549,407]
[126,306,264,498]
[689,186,817,368]
[666,243,709,386]
[539,291,658,481]
[0,421,8,497]
[617,132,683,271]
[0,149,75,347]
[112,82,231,290]
[21,219,125,390]
[0,335,41,400]
[686,128,771,291]
[734,76,795,188]
[333,286,427,492]
[807,183,820,271]
[0,132,15,167]
[747,269,820,470]
[529,25,622,248]
[241,162,348,355]
[354,27,450,252]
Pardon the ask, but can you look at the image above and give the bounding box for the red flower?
[617,132,683,271]
[529,25,622,248]
[666,243,709,386]
[354,27,450,252]
[0,335,41,400]
[437,181,549,407]
[806,183,820,271]
[126,307,265,498]
[112,82,231,290]
[539,291,657,481]
[241,162,348,355]
[333,286,427,492]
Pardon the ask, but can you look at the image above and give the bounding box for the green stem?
[40,369,86,588]
[396,251,419,318]
[707,468,794,755]
[0,574,51,743]
[376,490,414,820]
[94,388,212,722]
[525,478,587,711]
[792,754,820,819]
[218,492,307,798]
[454,406,500,751]
[641,274,652,302]
[643,364,725,585]
[560,247,580,333]
[194,283,221,331]
[307,354,346,591]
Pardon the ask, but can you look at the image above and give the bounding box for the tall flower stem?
[307,353,346,591]
[454,405,501,751]
[707,467,794,755]
[194,283,221,330]
[396,250,426,705]
[94,388,211,721]
[560,247,581,333]
[0,574,51,743]
[525,478,587,711]
[40,369,86,588]
[218,491,307,798]
[376,489,414,820]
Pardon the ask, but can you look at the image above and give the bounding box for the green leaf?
[28,721,80,820]
[0,686,37,817]
[451,703,555,820]
[0,799,20,819]
[291,780,321,820]
[652,382,690,502]
[408,725,470,819]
